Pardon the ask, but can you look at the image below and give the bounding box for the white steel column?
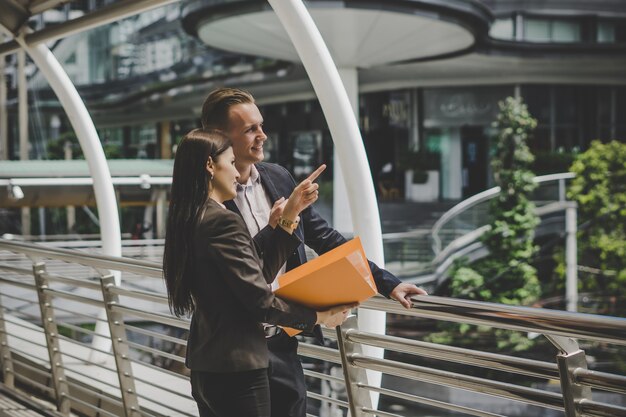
[14,34,121,353]
[267,0,385,406]
[18,49,28,160]
[333,68,356,235]
[18,49,30,236]
[565,204,578,312]
[0,33,7,160]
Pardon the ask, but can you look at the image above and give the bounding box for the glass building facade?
[2,0,625,210]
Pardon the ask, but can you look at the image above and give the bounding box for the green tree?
[46,130,122,159]
[566,140,626,299]
[432,97,541,351]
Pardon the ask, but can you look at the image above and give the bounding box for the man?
[201,87,427,417]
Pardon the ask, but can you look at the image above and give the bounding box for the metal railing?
[0,238,625,417]
[431,172,576,256]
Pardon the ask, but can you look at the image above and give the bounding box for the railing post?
[546,335,592,417]
[32,262,70,415]
[0,293,15,388]
[565,202,578,312]
[100,275,140,417]
[336,315,372,417]
[559,178,566,202]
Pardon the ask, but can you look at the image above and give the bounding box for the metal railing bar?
[126,341,185,363]
[0,239,162,278]
[0,294,39,307]
[362,408,403,417]
[321,327,337,340]
[1,292,38,304]
[62,367,120,391]
[579,398,626,417]
[13,372,55,394]
[56,321,100,338]
[360,383,506,417]
[430,173,575,253]
[574,368,626,395]
[65,380,125,407]
[42,272,102,291]
[0,263,35,276]
[137,409,160,417]
[1,308,43,325]
[62,390,120,417]
[42,303,106,324]
[109,304,189,329]
[303,369,345,384]
[307,390,349,408]
[43,288,103,307]
[107,286,168,304]
[132,374,192,401]
[12,359,51,378]
[134,391,195,416]
[297,344,342,364]
[127,356,189,380]
[346,329,559,380]
[125,324,187,346]
[55,334,116,364]
[364,296,626,346]
[59,349,116,371]
[6,332,49,350]
[0,276,36,290]
[351,354,564,411]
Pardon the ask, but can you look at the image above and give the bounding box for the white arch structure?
[2,0,386,400]
[267,0,386,403]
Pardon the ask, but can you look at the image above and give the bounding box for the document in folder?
[274,237,377,336]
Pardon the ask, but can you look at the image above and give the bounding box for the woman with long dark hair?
[163,129,353,417]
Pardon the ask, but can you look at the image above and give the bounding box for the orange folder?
[274,237,377,336]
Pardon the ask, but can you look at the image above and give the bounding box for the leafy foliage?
[431,97,541,351]
[565,140,626,298]
[46,130,122,159]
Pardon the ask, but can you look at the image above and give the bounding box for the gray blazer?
[185,199,317,372]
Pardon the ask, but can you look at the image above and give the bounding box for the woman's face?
[208,147,240,203]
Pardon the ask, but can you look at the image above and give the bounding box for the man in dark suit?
[201,87,427,417]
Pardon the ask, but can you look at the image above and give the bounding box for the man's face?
[225,103,267,168]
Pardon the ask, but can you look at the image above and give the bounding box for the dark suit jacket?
[224,162,401,297]
[186,199,317,372]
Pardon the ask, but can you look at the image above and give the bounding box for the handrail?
[0,238,162,278]
[364,295,626,346]
[431,172,576,254]
[2,238,626,417]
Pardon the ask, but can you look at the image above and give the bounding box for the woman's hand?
[315,302,359,328]
[282,164,326,223]
[269,197,287,228]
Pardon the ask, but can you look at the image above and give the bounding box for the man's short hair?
[201,87,255,130]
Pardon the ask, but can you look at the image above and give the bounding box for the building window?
[489,18,514,40]
[597,21,616,43]
[524,18,581,43]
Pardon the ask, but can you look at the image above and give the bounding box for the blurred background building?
[1,0,625,235]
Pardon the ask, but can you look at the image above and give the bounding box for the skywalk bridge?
[1,0,625,415]
[0,237,625,417]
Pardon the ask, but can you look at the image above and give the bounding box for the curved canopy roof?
[183,0,492,67]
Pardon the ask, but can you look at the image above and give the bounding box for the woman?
[163,129,353,417]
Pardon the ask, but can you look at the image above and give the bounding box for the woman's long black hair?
[163,128,231,317]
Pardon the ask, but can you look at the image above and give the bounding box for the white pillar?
[565,204,578,312]
[15,34,122,355]
[156,189,167,239]
[333,68,356,235]
[18,49,28,160]
[267,0,385,407]
[18,49,30,236]
[64,140,76,233]
[0,33,7,160]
